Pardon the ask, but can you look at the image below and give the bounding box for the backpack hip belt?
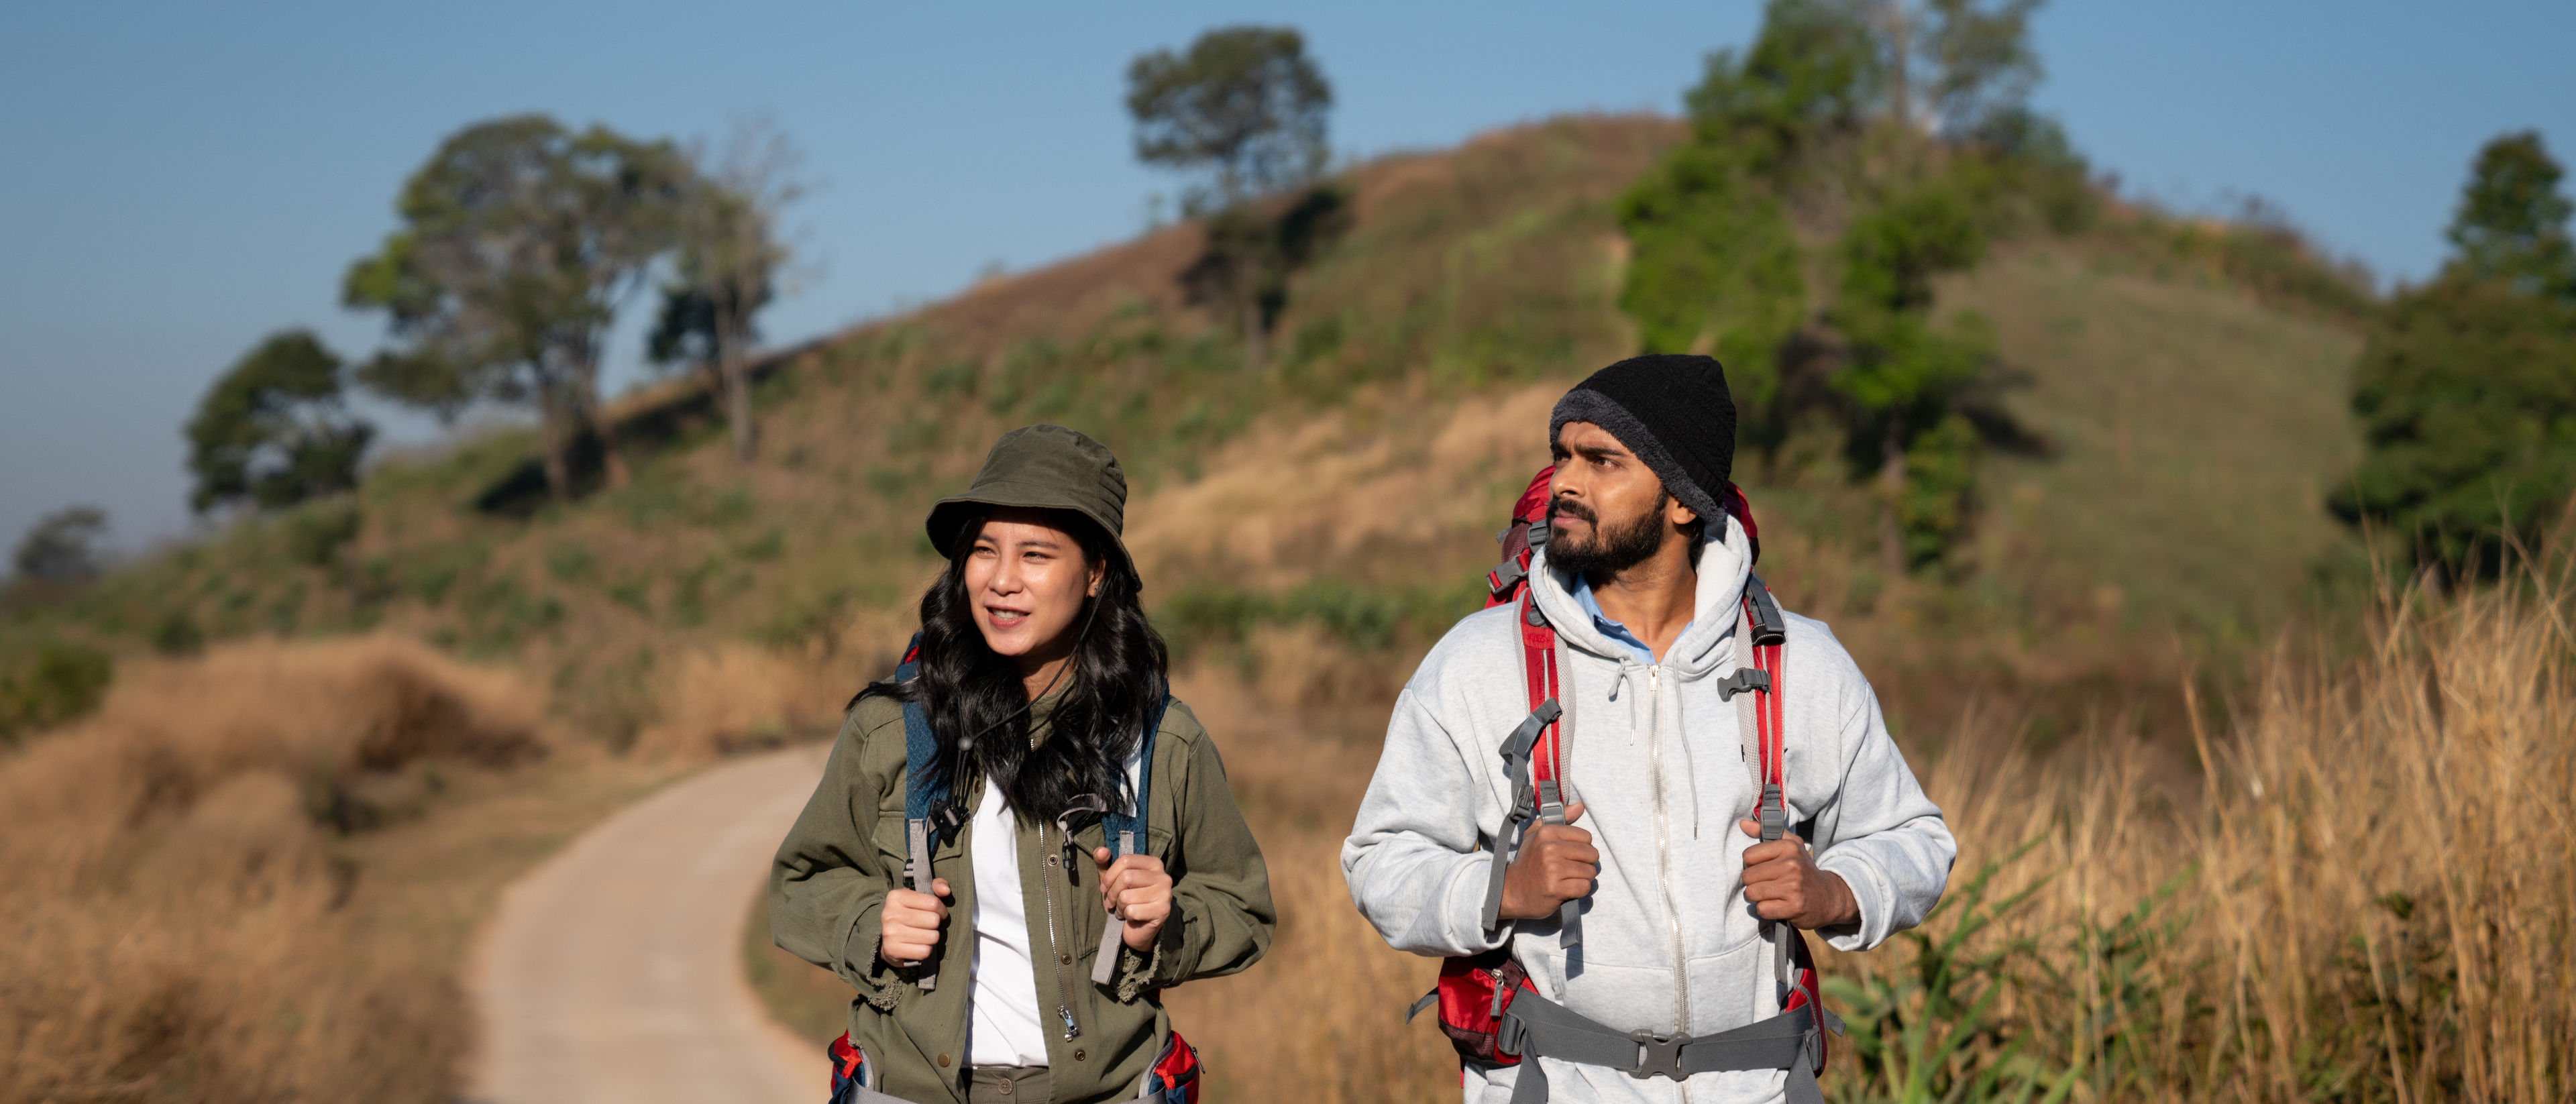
[1495,992,1829,1104]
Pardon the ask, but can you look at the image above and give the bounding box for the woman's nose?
[987,558,1024,594]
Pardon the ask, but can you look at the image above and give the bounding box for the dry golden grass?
[1831,554,2573,1102]
[0,637,549,1104]
[635,641,851,759]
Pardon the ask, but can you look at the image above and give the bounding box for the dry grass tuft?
[0,636,545,1104]
[635,642,847,759]
[1815,555,2575,1102]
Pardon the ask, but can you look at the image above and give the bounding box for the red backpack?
[1406,467,1827,1081]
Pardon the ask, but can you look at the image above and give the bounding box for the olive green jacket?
[769,692,1274,1104]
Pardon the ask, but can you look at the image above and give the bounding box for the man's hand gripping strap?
[1478,697,1562,931]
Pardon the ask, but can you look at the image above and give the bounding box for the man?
[1343,354,1955,1104]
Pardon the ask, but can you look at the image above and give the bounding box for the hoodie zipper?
[1036,821,1082,1040]
[1646,664,1693,1046]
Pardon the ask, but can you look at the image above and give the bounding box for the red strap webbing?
[1517,595,1561,791]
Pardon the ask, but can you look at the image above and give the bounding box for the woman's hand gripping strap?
[893,635,959,993]
[1089,690,1170,987]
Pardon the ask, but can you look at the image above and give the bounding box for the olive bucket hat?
[924,424,1135,575]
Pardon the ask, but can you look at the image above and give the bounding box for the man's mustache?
[1548,498,1595,525]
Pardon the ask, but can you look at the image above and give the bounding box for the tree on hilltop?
[1127,25,1332,212]
[2445,131,2576,298]
[648,118,802,463]
[185,329,374,513]
[1128,26,1339,376]
[345,115,686,499]
[11,506,107,583]
[2335,131,2576,573]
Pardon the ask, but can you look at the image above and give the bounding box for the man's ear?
[1666,496,1701,529]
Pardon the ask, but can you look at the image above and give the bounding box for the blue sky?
[3,1,2570,557]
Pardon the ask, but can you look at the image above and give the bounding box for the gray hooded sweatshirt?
[1342,522,1955,1104]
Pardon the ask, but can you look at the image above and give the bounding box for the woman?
[771,425,1274,1104]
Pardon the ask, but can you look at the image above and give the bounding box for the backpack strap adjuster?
[1717,668,1771,700]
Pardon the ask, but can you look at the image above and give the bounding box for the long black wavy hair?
[873,508,1169,825]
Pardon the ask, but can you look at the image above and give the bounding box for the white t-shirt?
[965,775,1050,1067]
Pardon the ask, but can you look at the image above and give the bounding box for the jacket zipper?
[1036,822,1082,1040]
[1646,665,1694,1054]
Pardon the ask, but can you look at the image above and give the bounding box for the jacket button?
[996,1081,1013,1096]
[1073,1049,1087,1062]
[936,1054,950,1068]
[1059,953,1073,965]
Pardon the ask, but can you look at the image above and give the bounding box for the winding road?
[470,746,833,1104]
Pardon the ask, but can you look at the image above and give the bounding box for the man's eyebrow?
[1570,442,1629,461]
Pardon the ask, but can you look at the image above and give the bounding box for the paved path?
[471,746,834,1104]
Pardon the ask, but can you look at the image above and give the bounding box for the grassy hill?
[11,115,2366,745]
[0,114,2416,1103]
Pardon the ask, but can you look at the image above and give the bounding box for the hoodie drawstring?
[1605,660,1643,744]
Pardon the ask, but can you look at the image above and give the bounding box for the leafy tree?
[1620,0,2060,571]
[184,329,374,512]
[2336,131,2576,571]
[649,119,801,461]
[1615,142,1805,406]
[1684,0,1882,182]
[1909,0,2046,137]
[11,506,107,582]
[1832,178,1994,569]
[345,115,686,498]
[1127,25,1332,211]
[2445,130,2576,298]
[1129,25,1335,375]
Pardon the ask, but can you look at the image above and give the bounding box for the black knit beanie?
[1548,353,1737,525]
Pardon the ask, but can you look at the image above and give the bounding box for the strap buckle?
[1717,668,1771,700]
[1626,1030,1688,1081]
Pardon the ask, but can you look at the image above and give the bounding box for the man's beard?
[1548,492,1671,578]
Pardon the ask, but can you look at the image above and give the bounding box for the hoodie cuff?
[1815,852,1894,952]
[1442,848,1516,955]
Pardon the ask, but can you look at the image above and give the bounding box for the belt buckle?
[1626,1030,1688,1081]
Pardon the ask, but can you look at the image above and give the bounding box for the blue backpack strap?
[1091,682,1173,986]
[889,633,949,991]
[1099,683,1171,858]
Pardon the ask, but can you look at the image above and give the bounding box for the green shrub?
[150,611,206,657]
[0,642,114,746]
[283,501,364,567]
[545,544,597,583]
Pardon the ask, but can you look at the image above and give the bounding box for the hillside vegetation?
[3,115,2462,1103]
[10,116,2363,744]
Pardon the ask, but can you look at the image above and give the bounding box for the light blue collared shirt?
[1570,574,1687,665]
